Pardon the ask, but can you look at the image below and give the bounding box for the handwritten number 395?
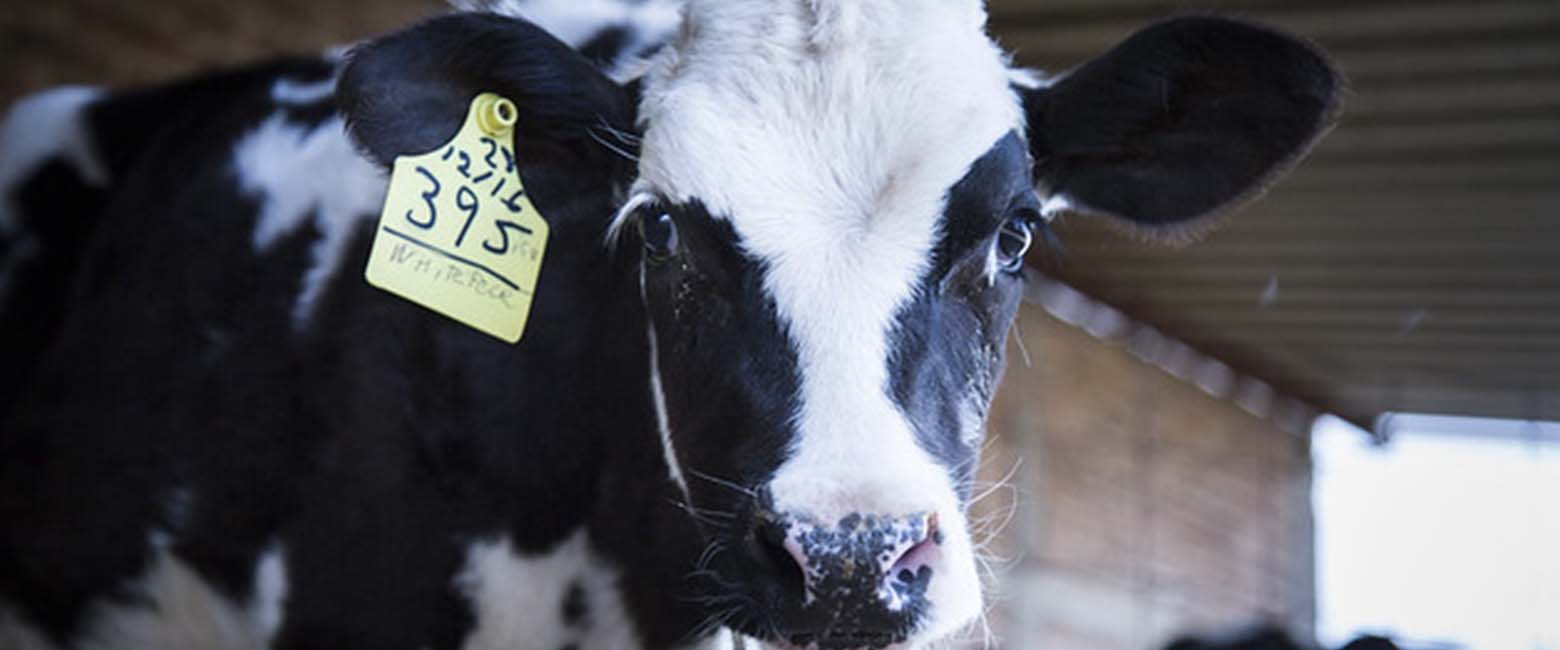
[404,158,532,255]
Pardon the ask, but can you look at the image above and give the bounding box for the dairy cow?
[0,1,1339,648]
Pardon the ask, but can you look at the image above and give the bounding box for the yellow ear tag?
[364,93,549,343]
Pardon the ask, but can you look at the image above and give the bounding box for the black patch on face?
[888,132,1036,500]
[622,197,821,643]
[635,200,801,516]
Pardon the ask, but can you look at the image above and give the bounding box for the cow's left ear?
[1019,16,1341,238]
[338,12,637,171]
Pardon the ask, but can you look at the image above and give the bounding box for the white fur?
[632,1,1018,644]
[271,77,337,106]
[232,110,385,328]
[249,544,288,644]
[1039,193,1072,221]
[59,534,286,650]
[454,0,684,81]
[456,530,641,650]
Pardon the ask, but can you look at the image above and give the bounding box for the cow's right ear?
[1018,16,1341,241]
[338,12,638,171]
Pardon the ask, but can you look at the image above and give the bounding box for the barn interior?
[3,1,1554,649]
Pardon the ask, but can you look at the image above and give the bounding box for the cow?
[0,1,1340,649]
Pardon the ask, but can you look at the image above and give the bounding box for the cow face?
[340,3,1338,648]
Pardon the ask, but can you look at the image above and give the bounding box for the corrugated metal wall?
[988,0,1560,429]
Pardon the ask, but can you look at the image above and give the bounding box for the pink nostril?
[759,511,943,603]
[888,513,941,578]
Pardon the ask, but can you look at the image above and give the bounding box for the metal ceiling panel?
[992,0,1560,428]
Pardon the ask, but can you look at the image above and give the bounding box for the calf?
[0,1,1339,649]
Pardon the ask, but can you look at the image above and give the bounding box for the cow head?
[339,3,1338,648]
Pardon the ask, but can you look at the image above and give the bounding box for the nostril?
[890,534,939,580]
[755,517,806,594]
[888,512,941,579]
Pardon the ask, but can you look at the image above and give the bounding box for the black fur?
[890,132,1034,500]
[1022,16,1341,233]
[0,160,106,421]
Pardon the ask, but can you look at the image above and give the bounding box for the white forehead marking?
[633,0,1022,375]
[634,0,1020,496]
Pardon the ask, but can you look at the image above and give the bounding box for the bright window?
[1313,415,1560,650]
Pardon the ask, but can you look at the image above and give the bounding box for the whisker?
[966,457,1024,507]
[694,540,726,572]
[687,469,758,498]
[666,497,737,529]
[588,125,639,162]
[1011,311,1033,369]
[594,115,642,144]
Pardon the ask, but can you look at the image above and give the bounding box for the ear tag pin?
[364,93,550,343]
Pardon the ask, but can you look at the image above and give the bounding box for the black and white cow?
[0,1,1339,649]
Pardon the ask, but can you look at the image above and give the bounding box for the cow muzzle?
[727,508,943,650]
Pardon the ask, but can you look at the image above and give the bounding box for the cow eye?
[640,211,679,264]
[994,213,1034,273]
